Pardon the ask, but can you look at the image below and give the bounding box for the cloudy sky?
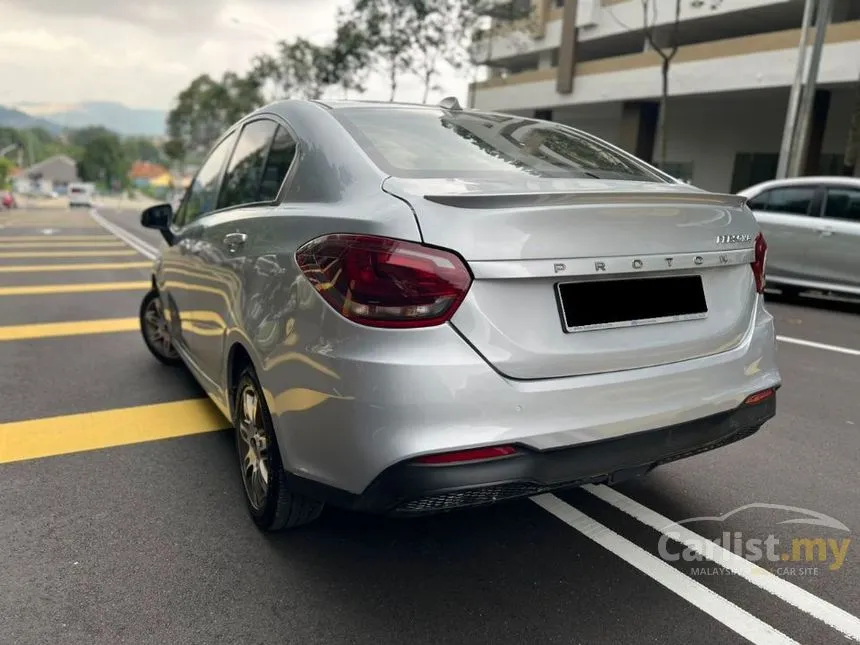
[0,0,468,111]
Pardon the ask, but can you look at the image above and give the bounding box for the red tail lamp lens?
[743,388,775,406]
[751,232,767,294]
[415,446,517,465]
[295,234,472,328]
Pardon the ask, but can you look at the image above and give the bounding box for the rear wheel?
[139,288,182,366]
[233,365,323,531]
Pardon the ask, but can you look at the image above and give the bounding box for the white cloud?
[0,0,469,112]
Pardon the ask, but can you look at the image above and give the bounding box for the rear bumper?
[287,394,776,515]
[264,291,780,506]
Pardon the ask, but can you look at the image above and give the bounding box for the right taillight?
[295,233,472,328]
[751,232,767,294]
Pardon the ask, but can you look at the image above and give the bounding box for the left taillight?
[295,233,472,328]
[751,232,767,294]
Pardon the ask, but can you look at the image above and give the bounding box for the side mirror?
[140,203,175,245]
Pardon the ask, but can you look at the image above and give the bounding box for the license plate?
[556,275,708,332]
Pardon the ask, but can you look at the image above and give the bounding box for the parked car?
[138,98,781,531]
[1,191,16,209]
[68,182,95,208]
[738,176,860,298]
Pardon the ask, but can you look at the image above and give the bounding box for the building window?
[730,153,778,193]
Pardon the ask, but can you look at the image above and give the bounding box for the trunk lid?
[383,176,761,380]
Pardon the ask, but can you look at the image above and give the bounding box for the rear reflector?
[415,445,517,465]
[743,388,775,406]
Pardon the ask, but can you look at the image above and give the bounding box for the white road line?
[585,484,860,642]
[777,335,860,357]
[531,494,799,645]
[89,209,158,260]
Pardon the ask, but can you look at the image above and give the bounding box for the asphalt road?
[1,204,859,645]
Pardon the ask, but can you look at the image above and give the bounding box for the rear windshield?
[70,187,83,193]
[332,107,665,182]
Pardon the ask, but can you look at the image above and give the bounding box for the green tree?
[165,70,267,163]
[123,137,164,164]
[349,0,417,101]
[0,156,14,188]
[77,130,129,189]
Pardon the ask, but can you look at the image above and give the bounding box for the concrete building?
[470,0,860,193]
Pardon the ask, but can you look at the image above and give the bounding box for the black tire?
[139,288,183,366]
[233,365,323,531]
[778,286,802,300]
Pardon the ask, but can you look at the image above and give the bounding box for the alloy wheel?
[237,384,270,511]
[142,296,179,360]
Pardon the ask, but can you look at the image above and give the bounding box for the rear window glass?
[70,188,83,193]
[332,107,664,182]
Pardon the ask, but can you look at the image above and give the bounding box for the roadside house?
[12,154,79,195]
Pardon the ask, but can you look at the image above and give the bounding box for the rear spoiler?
[421,191,749,210]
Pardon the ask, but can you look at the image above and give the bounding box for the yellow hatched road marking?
[0,399,229,464]
[0,235,115,241]
[0,317,139,341]
[0,281,149,296]
[0,250,137,258]
[1,241,125,248]
[0,261,151,273]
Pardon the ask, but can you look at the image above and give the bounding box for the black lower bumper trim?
[286,395,778,516]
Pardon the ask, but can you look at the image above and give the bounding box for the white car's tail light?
[295,234,472,328]
[751,232,767,294]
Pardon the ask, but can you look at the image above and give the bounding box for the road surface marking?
[0,241,126,248]
[0,318,139,341]
[0,261,151,273]
[0,250,138,258]
[0,235,116,241]
[585,484,860,641]
[532,494,798,645]
[0,399,229,464]
[0,281,149,296]
[777,335,860,357]
[90,209,158,259]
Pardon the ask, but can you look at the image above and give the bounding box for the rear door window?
[218,119,278,210]
[258,125,298,201]
[822,187,860,222]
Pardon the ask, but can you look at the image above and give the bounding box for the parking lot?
[1,204,859,645]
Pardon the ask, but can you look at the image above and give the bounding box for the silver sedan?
[738,176,860,298]
[138,99,781,531]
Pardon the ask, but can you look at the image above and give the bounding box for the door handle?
[223,233,247,250]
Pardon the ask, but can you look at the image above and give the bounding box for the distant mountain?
[14,101,167,137]
[0,106,62,133]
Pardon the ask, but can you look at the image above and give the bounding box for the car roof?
[738,175,860,196]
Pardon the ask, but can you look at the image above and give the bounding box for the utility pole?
[788,0,833,177]
[776,0,815,179]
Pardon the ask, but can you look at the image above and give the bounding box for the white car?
[68,183,95,208]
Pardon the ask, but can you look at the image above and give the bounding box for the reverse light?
[743,388,775,406]
[295,234,472,328]
[751,232,767,294]
[415,446,517,465]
